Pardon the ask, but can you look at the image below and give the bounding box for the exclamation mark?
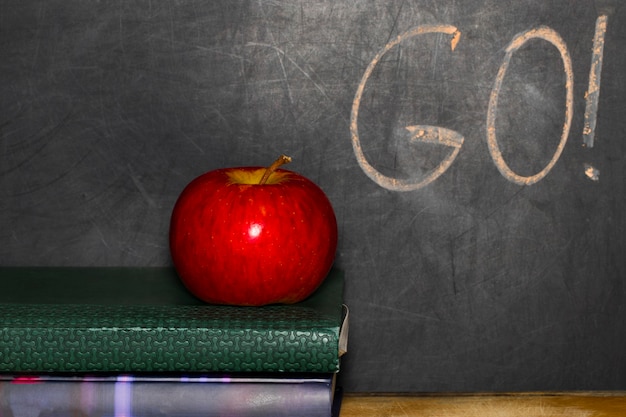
[582,1,616,181]
[582,14,608,149]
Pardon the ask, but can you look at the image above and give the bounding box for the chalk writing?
[584,163,600,181]
[352,17,608,191]
[583,14,609,148]
[350,25,462,192]
[486,27,574,186]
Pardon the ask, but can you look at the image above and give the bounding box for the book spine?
[0,375,335,417]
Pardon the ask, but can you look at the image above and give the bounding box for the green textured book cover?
[0,267,346,374]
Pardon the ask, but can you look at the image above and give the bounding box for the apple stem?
[259,154,292,184]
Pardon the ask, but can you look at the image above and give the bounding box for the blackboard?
[1,0,624,392]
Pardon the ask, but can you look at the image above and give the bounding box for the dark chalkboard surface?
[1,0,624,392]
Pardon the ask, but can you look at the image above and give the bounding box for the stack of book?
[0,267,348,416]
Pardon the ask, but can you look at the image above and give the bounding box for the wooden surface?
[339,392,626,416]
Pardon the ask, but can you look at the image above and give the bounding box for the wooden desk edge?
[339,392,626,417]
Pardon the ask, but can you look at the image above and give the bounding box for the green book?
[0,267,347,374]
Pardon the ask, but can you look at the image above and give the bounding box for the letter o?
[486,27,574,185]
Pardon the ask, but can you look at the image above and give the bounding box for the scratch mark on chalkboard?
[278,52,295,107]
[181,130,205,153]
[384,0,406,45]
[10,150,91,198]
[447,187,527,244]
[91,220,110,249]
[128,164,157,208]
[449,240,459,295]
[1,111,72,177]
[482,187,527,221]
[245,42,332,103]
[118,2,125,54]
[523,236,574,289]
[256,1,300,110]
[29,2,47,71]
[364,301,442,323]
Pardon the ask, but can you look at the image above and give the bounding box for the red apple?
[169,155,338,306]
